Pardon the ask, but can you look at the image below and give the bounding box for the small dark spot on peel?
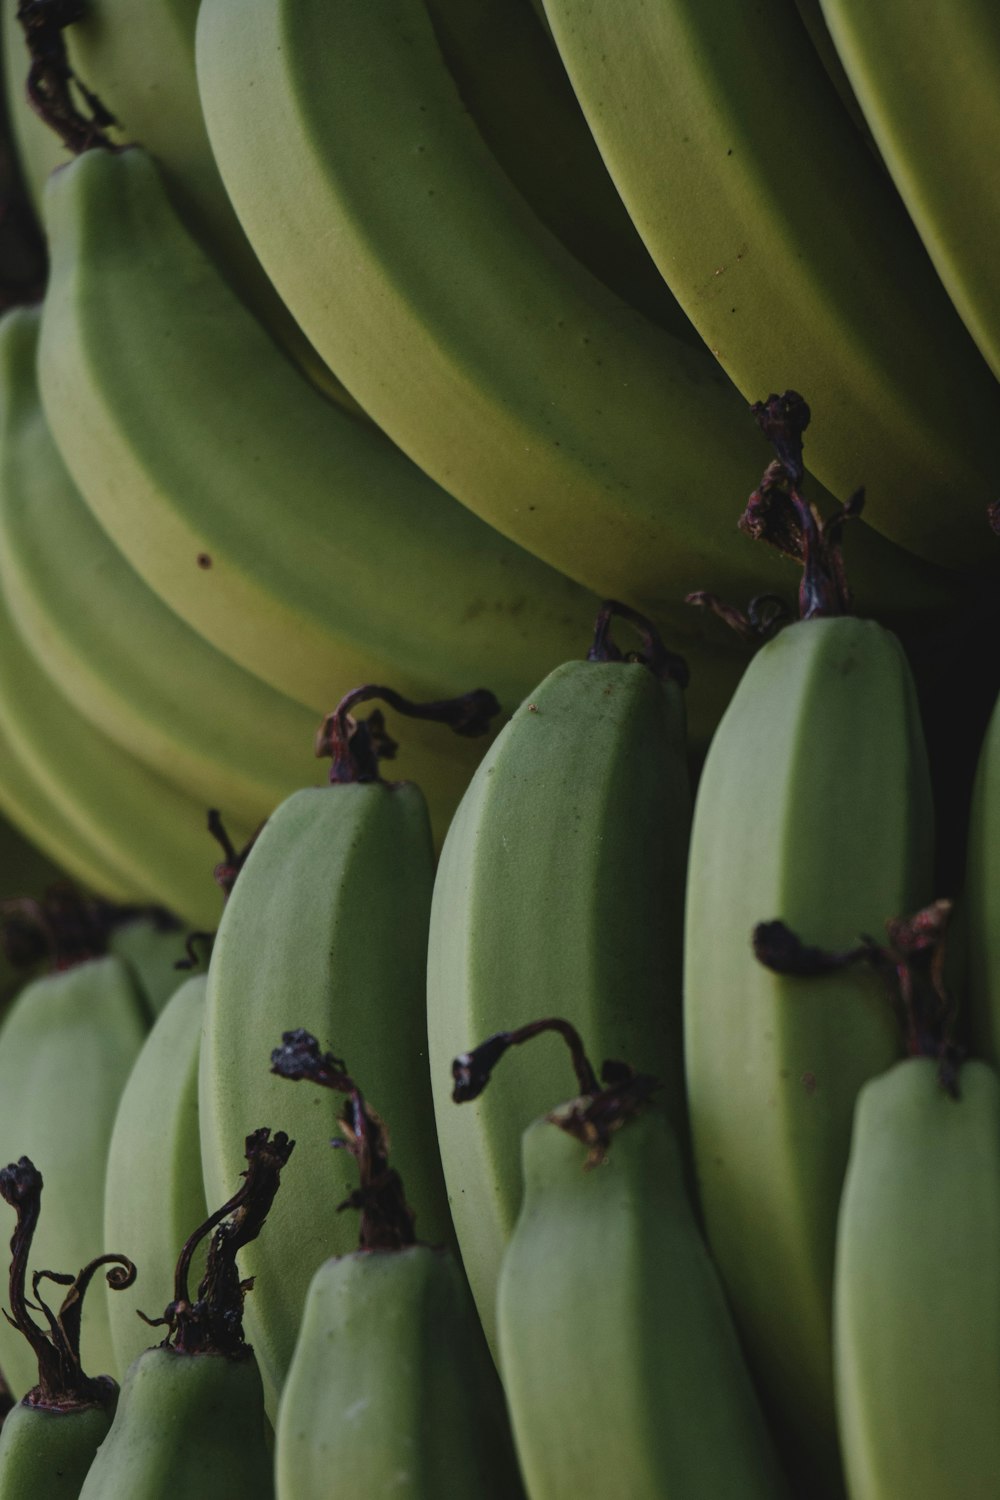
[197,553,212,569]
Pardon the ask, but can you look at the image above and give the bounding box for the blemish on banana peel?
[197,552,212,569]
[802,1072,818,1096]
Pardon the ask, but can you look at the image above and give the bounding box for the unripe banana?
[453,1019,789,1498]
[0,914,148,1397]
[79,1128,291,1500]
[427,604,692,1349]
[104,911,194,1020]
[835,1056,1000,1499]
[103,974,209,1381]
[201,687,493,1414]
[271,1030,525,1500]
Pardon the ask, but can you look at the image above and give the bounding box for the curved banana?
[537,0,1000,571]
[0,942,148,1398]
[192,0,958,625]
[104,911,193,1020]
[0,577,252,930]
[200,691,476,1415]
[271,1033,524,1500]
[684,609,934,1493]
[102,974,209,1381]
[819,0,1000,381]
[454,1022,790,1499]
[835,1057,1000,1499]
[426,606,692,1349]
[79,1129,290,1500]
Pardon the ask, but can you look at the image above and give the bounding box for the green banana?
[271,1032,525,1500]
[0,1158,134,1500]
[192,0,959,627]
[964,695,1000,1063]
[835,1057,1000,1499]
[103,974,209,1380]
[426,603,692,1350]
[452,1019,790,1498]
[0,916,148,1398]
[79,1129,291,1500]
[200,687,489,1416]
[104,911,193,1020]
[819,0,1000,381]
[537,0,1000,571]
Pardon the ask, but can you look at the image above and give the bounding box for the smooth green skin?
[78,1346,273,1500]
[200,782,453,1418]
[0,305,329,832]
[427,658,692,1350]
[35,147,618,766]
[835,1059,1000,1499]
[0,1401,113,1500]
[963,699,1000,1064]
[820,0,1000,381]
[683,616,934,1499]
[193,0,956,631]
[276,1246,523,1498]
[540,0,1000,573]
[498,1112,790,1498]
[0,956,148,1398]
[106,919,197,1021]
[0,573,252,930]
[104,976,209,1381]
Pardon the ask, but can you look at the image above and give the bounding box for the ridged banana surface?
[834,1058,1000,1499]
[427,656,691,1349]
[539,0,1000,571]
[683,615,934,1495]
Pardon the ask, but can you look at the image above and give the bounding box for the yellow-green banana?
[819,0,1000,381]
[103,974,209,1380]
[835,1057,1000,1499]
[538,0,1000,571]
[271,1031,525,1499]
[0,922,148,1397]
[453,1018,789,1498]
[0,1158,134,1500]
[79,1129,291,1500]
[426,603,692,1350]
[200,688,489,1416]
[193,0,958,628]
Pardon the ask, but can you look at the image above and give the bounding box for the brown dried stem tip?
[270,1029,417,1252]
[753,898,960,1095]
[315,683,501,785]
[16,0,118,154]
[206,808,261,902]
[139,1127,294,1359]
[587,600,689,687]
[0,1156,134,1412]
[0,884,107,972]
[451,1017,660,1168]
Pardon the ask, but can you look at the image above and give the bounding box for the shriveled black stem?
[0,885,106,972]
[685,590,791,644]
[16,0,118,154]
[315,683,501,784]
[0,1157,133,1411]
[270,1029,416,1252]
[207,809,260,901]
[587,600,689,686]
[452,1017,600,1103]
[140,1127,294,1358]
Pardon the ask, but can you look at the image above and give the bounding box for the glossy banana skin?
[0,957,148,1397]
[200,782,452,1415]
[683,615,934,1493]
[77,1347,273,1500]
[276,1245,524,1498]
[0,1402,113,1500]
[835,1058,1000,1499]
[498,1110,790,1498]
[540,0,1000,571]
[820,0,1000,380]
[103,976,209,1381]
[427,658,691,1348]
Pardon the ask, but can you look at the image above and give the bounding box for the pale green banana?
[538,0,1000,571]
[103,974,209,1380]
[193,0,959,627]
[0,1404,111,1500]
[820,0,1000,380]
[201,695,469,1416]
[835,1057,1000,1499]
[427,617,692,1350]
[0,953,148,1398]
[0,576,253,929]
[684,613,934,1495]
[104,912,193,1021]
